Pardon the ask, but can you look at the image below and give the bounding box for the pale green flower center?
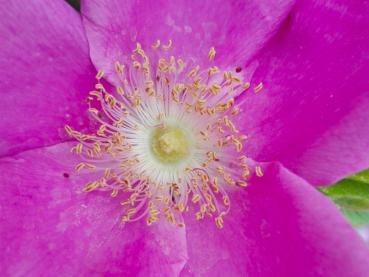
[151,126,189,163]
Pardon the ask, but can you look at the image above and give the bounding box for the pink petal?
[0,143,187,276]
[181,163,369,277]
[81,0,295,84]
[236,1,369,185]
[357,225,369,246]
[0,1,96,157]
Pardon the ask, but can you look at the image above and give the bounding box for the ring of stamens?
[65,40,263,229]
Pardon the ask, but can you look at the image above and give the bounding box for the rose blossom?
[1,0,369,276]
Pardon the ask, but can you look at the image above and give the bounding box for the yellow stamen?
[208,47,216,61]
[95,70,104,80]
[254,82,263,93]
[255,165,264,177]
[162,39,172,50]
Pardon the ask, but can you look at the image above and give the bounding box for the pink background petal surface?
[1,146,368,276]
[1,0,369,276]
[236,0,369,185]
[0,0,96,158]
[0,143,188,276]
[181,163,369,277]
[81,0,295,84]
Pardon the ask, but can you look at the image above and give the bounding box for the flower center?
[65,40,264,229]
[151,126,189,163]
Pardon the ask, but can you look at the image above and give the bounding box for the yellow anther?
[97,124,106,136]
[243,168,250,177]
[223,71,231,81]
[223,174,234,185]
[132,61,141,69]
[187,65,200,78]
[236,180,248,187]
[89,90,102,99]
[231,107,240,115]
[88,108,99,115]
[207,66,219,76]
[206,151,219,161]
[195,211,204,220]
[83,181,99,192]
[175,202,185,212]
[217,126,225,134]
[211,177,219,192]
[238,155,247,161]
[254,82,263,93]
[120,198,131,206]
[216,166,224,174]
[104,168,111,178]
[169,55,175,65]
[122,214,132,223]
[146,217,155,226]
[231,137,243,152]
[199,130,209,141]
[255,165,264,177]
[72,143,83,154]
[200,204,207,214]
[93,142,101,154]
[200,173,209,182]
[75,162,96,172]
[95,83,106,91]
[208,203,216,213]
[177,58,184,70]
[208,47,216,61]
[204,193,212,203]
[86,148,93,157]
[242,82,251,90]
[223,116,238,133]
[151,39,161,49]
[127,208,136,216]
[111,189,119,197]
[227,98,235,108]
[238,135,247,141]
[95,70,104,80]
[64,125,73,135]
[215,215,224,229]
[165,210,175,224]
[223,195,230,206]
[115,61,124,74]
[162,39,172,50]
[230,74,241,83]
[133,42,142,53]
[209,83,221,95]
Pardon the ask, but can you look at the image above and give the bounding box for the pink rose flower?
[1,0,369,276]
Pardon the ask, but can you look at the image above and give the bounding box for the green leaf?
[319,169,369,226]
[340,208,369,226]
[65,0,80,11]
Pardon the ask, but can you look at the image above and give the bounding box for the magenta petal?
[0,1,96,157]
[357,225,369,246]
[0,143,187,276]
[81,0,295,83]
[236,1,369,185]
[181,163,369,277]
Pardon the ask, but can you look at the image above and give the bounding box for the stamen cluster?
[65,40,263,228]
